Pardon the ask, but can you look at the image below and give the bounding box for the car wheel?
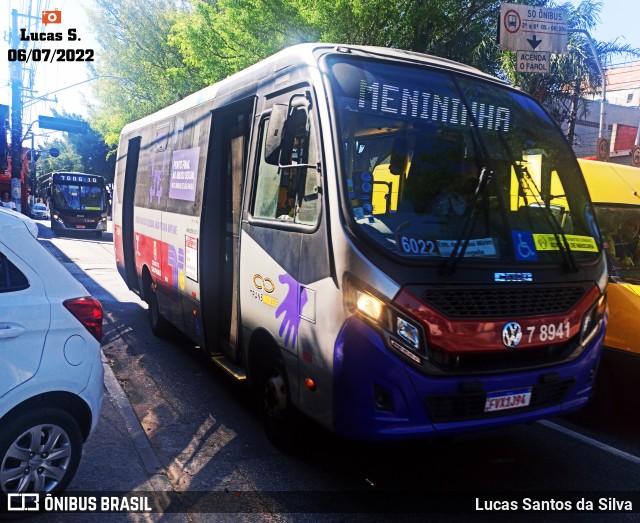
[0,409,82,493]
[148,283,170,337]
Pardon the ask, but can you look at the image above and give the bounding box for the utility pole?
[10,9,24,212]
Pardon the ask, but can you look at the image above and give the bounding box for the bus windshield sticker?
[437,237,497,257]
[356,81,511,133]
[533,234,598,252]
[169,147,200,201]
[512,230,538,261]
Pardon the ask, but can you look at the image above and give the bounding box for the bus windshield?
[52,183,104,212]
[327,56,600,265]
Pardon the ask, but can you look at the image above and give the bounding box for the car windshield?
[326,56,601,265]
[33,204,46,210]
[593,205,640,283]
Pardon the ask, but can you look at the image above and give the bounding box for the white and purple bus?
[113,44,607,443]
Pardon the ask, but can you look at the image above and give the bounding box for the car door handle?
[0,324,26,339]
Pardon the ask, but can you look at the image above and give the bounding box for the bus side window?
[253,118,282,220]
[253,108,320,226]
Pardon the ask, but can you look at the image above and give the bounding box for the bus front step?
[211,354,247,381]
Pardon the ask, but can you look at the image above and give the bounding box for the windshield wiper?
[498,132,579,273]
[440,166,492,276]
[440,75,504,276]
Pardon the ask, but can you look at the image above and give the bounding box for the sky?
[1,0,639,139]
[566,0,640,65]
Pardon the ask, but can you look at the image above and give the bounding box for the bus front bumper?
[332,317,604,441]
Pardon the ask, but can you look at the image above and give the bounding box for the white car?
[30,203,50,220]
[0,207,104,493]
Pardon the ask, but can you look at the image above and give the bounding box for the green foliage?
[86,0,640,143]
[296,0,503,73]
[37,110,116,184]
[37,138,83,176]
[87,0,208,146]
[170,0,317,84]
[502,1,640,133]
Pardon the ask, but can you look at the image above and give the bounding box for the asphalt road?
[25,219,640,522]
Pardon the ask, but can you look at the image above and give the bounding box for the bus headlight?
[356,290,384,321]
[345,277,425,360]
[580,293,607,347]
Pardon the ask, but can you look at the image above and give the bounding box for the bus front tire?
[260,359,298,451]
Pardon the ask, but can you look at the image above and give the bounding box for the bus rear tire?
[148,283,170,338]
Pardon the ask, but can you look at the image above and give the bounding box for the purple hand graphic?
[275,273,308,348]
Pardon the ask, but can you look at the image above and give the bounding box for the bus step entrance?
[211,354,247,381]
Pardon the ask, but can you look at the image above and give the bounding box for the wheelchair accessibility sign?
[513,230,538,261]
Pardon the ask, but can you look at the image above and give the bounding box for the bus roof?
[120,43,504,136]
[578,159,640,206]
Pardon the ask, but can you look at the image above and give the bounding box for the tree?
[37,138,83,177]
[86,0,640,146]
[86,0,207,146]
[296,0,504,74]
[36,110,116,184]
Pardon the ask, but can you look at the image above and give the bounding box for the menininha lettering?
[20,28,78,41]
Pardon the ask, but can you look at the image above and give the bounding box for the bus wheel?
[261,359,296,450]
[148,283,170,338]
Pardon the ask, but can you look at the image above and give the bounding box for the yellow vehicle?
[578,159,640,412]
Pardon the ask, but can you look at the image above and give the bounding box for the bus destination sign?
[53,173,100,184]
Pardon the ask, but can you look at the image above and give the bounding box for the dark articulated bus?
[45,171,109,237]
[113,44,607,442]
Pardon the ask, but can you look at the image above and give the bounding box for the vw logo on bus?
[502,322,522,348]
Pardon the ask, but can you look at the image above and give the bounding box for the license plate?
[76,224,85,228]
[484,388,532,413]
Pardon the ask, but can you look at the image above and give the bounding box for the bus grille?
[422,286,585,318]
[424,378,575,423]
